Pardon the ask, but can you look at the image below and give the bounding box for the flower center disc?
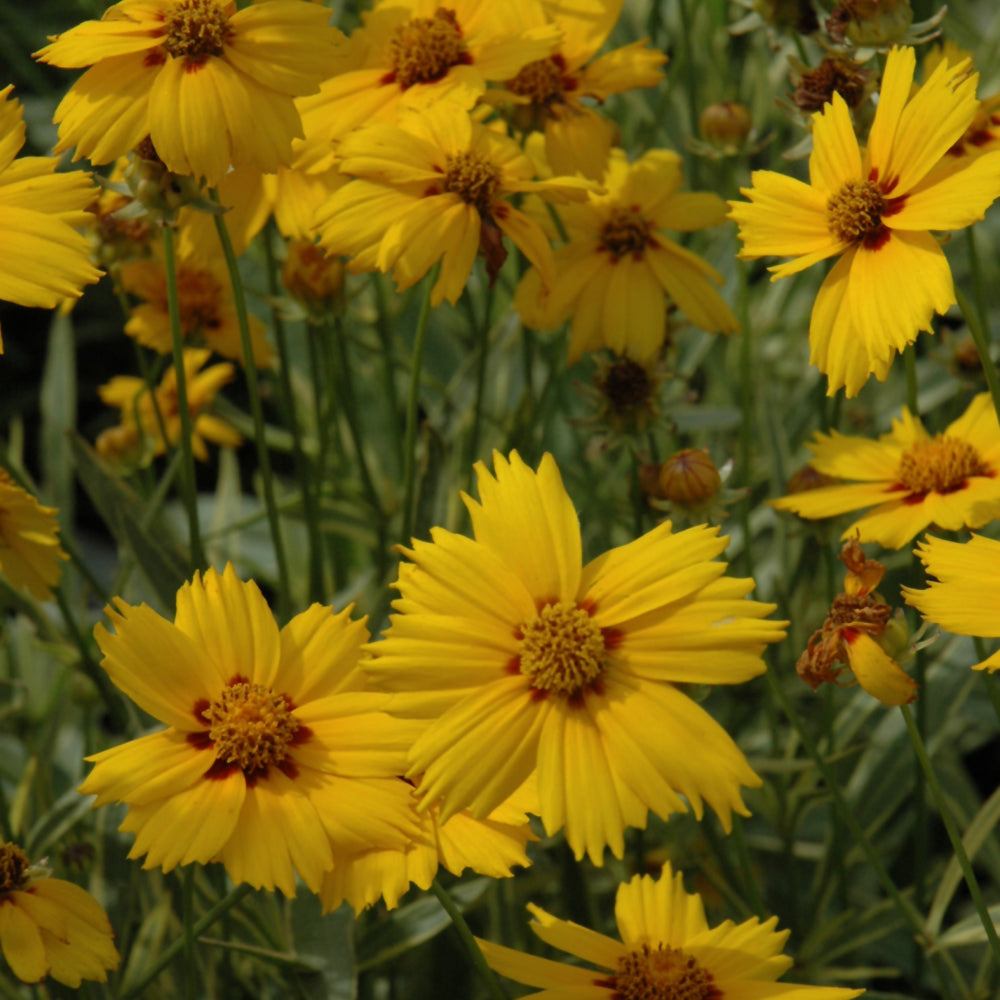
[0,843,30,893]
[517,602,605,695]
[600,209,653,260]
[826,179,885,244]
[443,151,502,215]
[204,681,300,774]
[173,266,224,336]
[388,7,467,88]
[897,435,987,494]
[615,943,721,1000]
[162,0,232,59]
[508,57,565,105]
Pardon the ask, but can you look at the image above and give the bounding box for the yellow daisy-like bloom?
[516,148,739,364]
[293,0,560,173]
[316,104,593,306]
[367,450,786,864]
[81,565,422,895]
[35,0,340,186]
[119,251,273,367]
[730,45,1000,398]
[98,347,242,462]
[924,42,1000,159]
[770,393,1000,549]
[0,842,119,987]
[490,0,667,180]
[319,777,536,912]
[904,534,1000,671]
[0,86,100,351]
[479,863,863,1000]
[0,471,68,601]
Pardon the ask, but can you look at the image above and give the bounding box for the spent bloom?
[797,539,917,706]
[0,471,68,601]
[366,450,786,863]
[316,104,594,306]
[80,565,422,895]
[0,86,100,350]
[36,0,341,185]
[479,863,863,1000]
[730,46,1000,397]
[904,534,1000,671]
[517,148,739,364]
[0,842,119,987]
[770,393,1000,549]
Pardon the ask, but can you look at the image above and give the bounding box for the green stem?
[766,670,969,1000]
[401,276,434,545]
[957,288,1000,427]
[264,228,325,603]
[467,284,494,479]
[901,704,1000,965]
[211,208,290,613]
[182,867,195,1000]
[904,344,919,414]
[118,883,255,1000]
[429,880,508,1000]
[161,225,205,571]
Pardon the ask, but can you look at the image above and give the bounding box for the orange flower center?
[0,843,30,893]
[203,682,300,774]
[517,602,605,695]
[172,265,224,337]
[897,435,987,494]
[443,151,502,215]
[826,179,885,244]
[162,0,232,59]
[614,943,721,1000]
[600,208,653,260]
[508,56,565,105]
[388,8,467,89]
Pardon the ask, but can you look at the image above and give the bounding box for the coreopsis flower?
[488,0,667,179]
[904,534,1000,671]
[796,539,917,705]
[0,86,100,350]
[366,450,786,863]
[516,148,739,364]
[770,393,1000,549]
[0,842,119,987]
[119,251,273,367]
[81,565,422,895]
[319,778,535,912]
[316,104,594,306]
[282,241,345,317]
[293,0,561,173]
[479,863,864,1000]
[924,43,1000,159]
[97,348,242,463]
[0,471,68,601]
[730,46,1000,397]
[35,0,341,186]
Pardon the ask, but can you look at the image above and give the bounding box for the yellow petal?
[842,630,917,705]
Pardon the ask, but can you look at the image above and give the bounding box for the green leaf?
[70,433,189,607]
[355,878,491,973]
[40,310,76,530]
[23,786,95,858]
[290,892,357,999]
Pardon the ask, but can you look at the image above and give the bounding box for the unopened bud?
[659,449,722,506]
[699,103,752,152]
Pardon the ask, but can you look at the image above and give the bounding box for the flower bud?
[827,0,913,46]
[698,103,752,153]
[658,449,722,506]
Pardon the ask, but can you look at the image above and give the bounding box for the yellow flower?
[80,565,422,895]
[0,841,119,987]
[0,86,100,351]
[366,450,786,863]
[35,0,340,186]
[316,104,593,306]
[319,777,536,912]
[98,347,242,462]
[490,0,667,179]
[770,393,1000,549]
[294,0,560,173]
[924,43,1000,159]
[730,46,1000,397]
[479,863,863,1000]
[904,534,1000,671]
[119,251,273,367]
[516,148,739,363]
[0,471,68,601]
